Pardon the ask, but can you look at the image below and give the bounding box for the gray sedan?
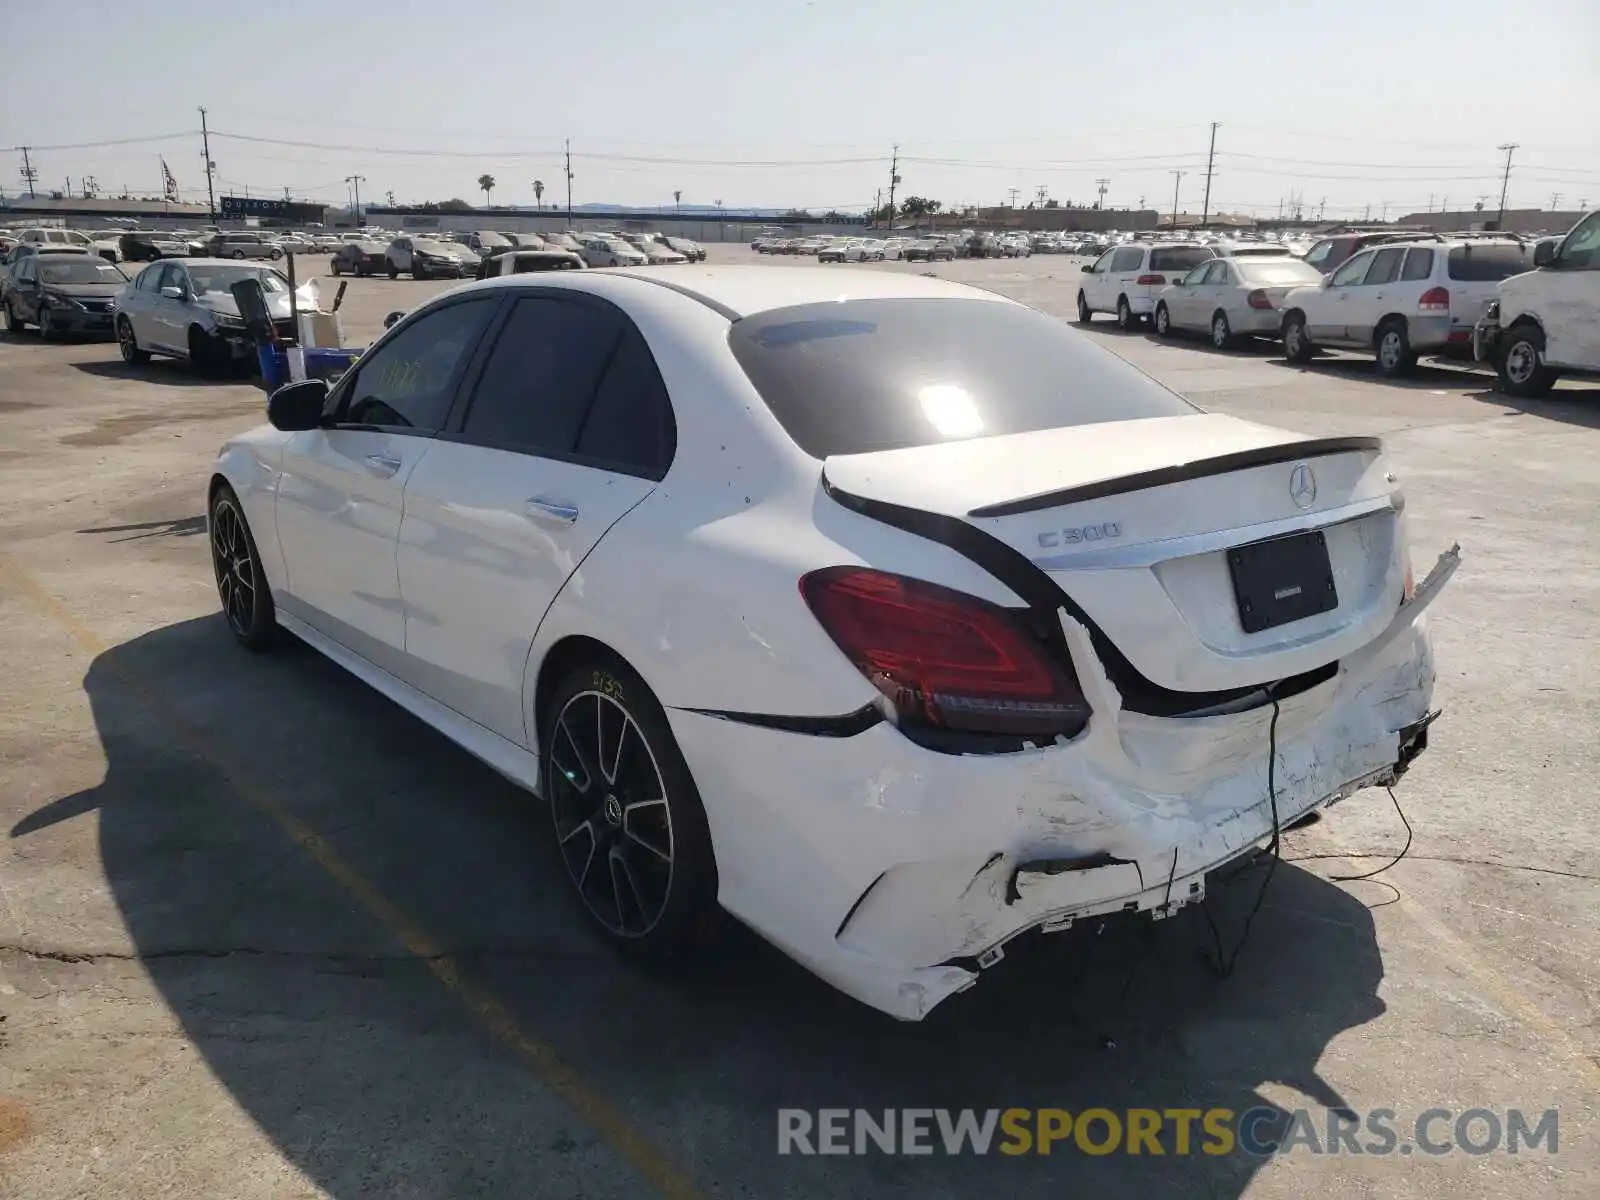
[1153,256,1324,348]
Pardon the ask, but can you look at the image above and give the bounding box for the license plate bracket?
[1227,530,1338,633]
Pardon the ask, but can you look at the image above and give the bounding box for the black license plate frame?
[1227,530,1339,634]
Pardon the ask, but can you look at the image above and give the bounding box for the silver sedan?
[1153,256,1324,348]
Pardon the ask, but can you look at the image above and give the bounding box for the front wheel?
[37,308,56,341]
[542,655,721,958]
[1497,324,1558,398]
[1154,303,1173,338]
[1283,314,1314,363]
[269,247,283,260]
[210,484,278,649]
[388,266,400,279]
[330,260,342,276]
[188,325,223,378]
[1076,291,1093,324]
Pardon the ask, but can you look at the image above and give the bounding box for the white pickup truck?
[1474,210,1600,396]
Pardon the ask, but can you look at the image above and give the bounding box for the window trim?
[325,292,505,436]
[437,287,676,482]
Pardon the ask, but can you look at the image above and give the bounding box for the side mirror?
[160,285,186,300]
[383,310,404,330]
[1081,264,1094,273]
[267,378,329,432]
[1533,241,1556,267]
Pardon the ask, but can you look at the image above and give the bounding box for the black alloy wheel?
[543,658,719,955]
[209,486,277,648]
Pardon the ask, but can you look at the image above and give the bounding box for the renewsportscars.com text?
[777,1107,1559,1158]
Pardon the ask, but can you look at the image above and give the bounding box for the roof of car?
[605,264,1018,319]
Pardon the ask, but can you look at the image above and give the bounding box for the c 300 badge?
[1037,522,1122,548]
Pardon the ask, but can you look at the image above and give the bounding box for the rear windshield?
[1227,245,1294,257]
[1149,247,1215,272]
[1446,245,1527,281]
[1237,260,1323,286]
[727,297,1196,458]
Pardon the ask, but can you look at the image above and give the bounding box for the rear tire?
[1496,323,1557,398]
[541,654,721,959]
[4,301,23,333]
[1283,313,1314,363]
[388,265,399,280]
[210,484,278,649]
[1374,320,1416,377]
[1076,291,1093,323]
[1115,295,1138,331]
[1211,310,1234,350]
[117,316,151,364]
[231,249,247,259]
[1154,302,1173,337]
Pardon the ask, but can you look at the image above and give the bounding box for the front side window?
[1110,247,1144,272]
[1555,211,1600,269]
[340,299,497,432]
[458,296,625,456]
[1329,252,1375,287]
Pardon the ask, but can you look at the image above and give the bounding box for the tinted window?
[1364,247,1406,285]
[728,298,1197,459]
[1556,212,1600,269]
[577,323,677,478]
[459,296,624,454]
[1150,247,1215,272]
[342,299,496,431]
[1399,248,1435,281]
[142,263,171,291]
[1110,247,1144,272]
[1446,245,1527,281]
[1329,252,1374,287]
[1303,240,1335,268]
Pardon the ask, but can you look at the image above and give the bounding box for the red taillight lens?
[1136,274,1166,285]
[1418,286,1450,313]
[800,567,1091,740]
[1247,289,1274,309]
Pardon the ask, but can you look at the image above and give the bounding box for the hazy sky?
[5,0,1596,217]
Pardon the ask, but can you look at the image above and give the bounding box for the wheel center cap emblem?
[1289,463,1317,509]
[603,794,623,828]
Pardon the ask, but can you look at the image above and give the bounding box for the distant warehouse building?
[1396,208,1589,236]
[0,196,212,228]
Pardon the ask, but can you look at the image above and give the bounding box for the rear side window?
[1150,247,1215,273]
[1110,247,1143,271]
[1364,247,1406,285]
[1400,248,1434,281]
[728,297,1197,459]
[459,296,623,455]
[577,323,677,479]
[1446,245,1528,281]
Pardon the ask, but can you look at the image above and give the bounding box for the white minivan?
[1076,242,1217,329]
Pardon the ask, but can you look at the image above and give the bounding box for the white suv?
[1279,237,1528,376]
[1474,211,1600,397]
[1076,242,1217,329]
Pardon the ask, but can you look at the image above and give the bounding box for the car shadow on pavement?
[12,615,1388,1199]
[75,516,208,542]
[70,359,254,387]
[1264,358,1600,428]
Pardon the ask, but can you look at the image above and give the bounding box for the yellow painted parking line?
[1400,897,1600,1091]
[0,554,705,1200]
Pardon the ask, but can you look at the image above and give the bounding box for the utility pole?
[1382,199,1391,222]
[1095,177,1109,210]
[198,106,217,223]
[283,186,292,201]
[83,175,97,198]
[1200,121,1218,228]
[673,189,681,216]
[1550,191,1562,212]
[1318,197,1326,221]
[17,146,38,198]
[1006,186,1019,208]
[1169,170,1185,230]
[887,144,900,224]
[564,138,574,227]
[1495,142,1518,227]
[346,175,365,223]
[1035,185,1048,207]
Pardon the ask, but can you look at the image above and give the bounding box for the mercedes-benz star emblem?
[1289,463,1317,509]
[603,794,624,828]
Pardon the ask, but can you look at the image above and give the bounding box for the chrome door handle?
[363,453,402,478]
[525,497,579,527]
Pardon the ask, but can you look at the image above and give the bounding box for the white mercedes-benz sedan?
[208,266,1456,1020]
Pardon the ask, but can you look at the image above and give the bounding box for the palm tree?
[477,174,496,207]
[533,179,544,210]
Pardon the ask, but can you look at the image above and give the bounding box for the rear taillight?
[1418,286,1450,313]
[800,567,1090,740]
[1247,289,1274,309]
[1136,274,1166,285]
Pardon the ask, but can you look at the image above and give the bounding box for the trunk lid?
[823,414,1405,695]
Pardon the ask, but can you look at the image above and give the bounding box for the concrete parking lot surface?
[0,248,1595,1199]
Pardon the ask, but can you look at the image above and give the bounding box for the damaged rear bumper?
[669,545,1459,1021]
